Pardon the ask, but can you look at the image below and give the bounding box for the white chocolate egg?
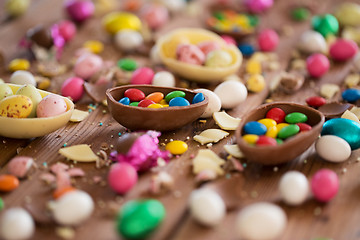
[279,171,309,205]
[214,80,247,109]
[194,88,221,118]
[315,135,351,162]
[1,208,34,240]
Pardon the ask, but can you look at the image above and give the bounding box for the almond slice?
[193,129,229,145]
[213,111,241,130]
[59,144,98,162]
[70,109,89,122]
[223,144,244,158]
[193,149,225,176]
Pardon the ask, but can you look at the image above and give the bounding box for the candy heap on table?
[0,0,360,239]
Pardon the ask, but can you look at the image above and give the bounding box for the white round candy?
[315,135,351,162]
[1,208,34,240]
[152,71,175,87]
[115,30,143,51]
[189,188,225,227]
[279,171,309,206]
[150,44,162,65]
[214,80,247,109]
[10,70,36,86]
[194,88,221,118]
[297,30,327,54]
[52,190,94,226]
[235,202,287,240]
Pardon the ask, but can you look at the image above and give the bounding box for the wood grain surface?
[1,0,360,239]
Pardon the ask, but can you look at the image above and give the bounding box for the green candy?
[248,15,259,27]
[276,138,283,145]
[278,124,300,139]
[118,59,137,71]
[213,11,225,21]
[312,14,339,37]
[285,112,308,124]
[129,102,139,107]
[291,7,310,21]
[165,91,185,103]
[116,199,165,240]
[0,197,4,210]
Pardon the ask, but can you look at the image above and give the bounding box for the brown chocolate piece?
[116,132,142,154]
[106,85,208,131]
[27,25,53,49]
[278,71,305,94]
[235,102,325,165]
[84,81,115,103]
[318,102,353,118]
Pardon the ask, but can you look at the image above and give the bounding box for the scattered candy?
[0,95,33,118]
[10,70,36,86]
[130,67,154,85]
[306,96,326,108]
[140,4,169,29]
[214,80,247,109]
[334,2,360,27]
[246,74,266,92]
[118,58,137,71]
[245,0,273,13]
[189,188,225,227]
[7,156,34,178]
[74,53,103,79]
[166,140,188,155]
[297,30,327,54]
[64,0,94,22]
[108,163,138,194]
[102,12,142,34]
[291,7,310,21]
[16,84,42,118]
[306,53,330,78]
[115,30,144,51]
[0,208,34,240]
[279,171,309,205]
[37,94,67,118]
[152,71,175,87]
[58,144,99,162]
[193,129,229,145]
[58,20,77,42]
[342,88,360,102]
[312,14,339,37]
[213,111,241,130]
[238,44,255,56]
[311,169,339,202]
[315,135,351,163]
[329,39,358,61]
[194,88,221,118]
[8,58,30,72]
[0,175,19,192]
[83,40,104,54]
[192,149,225,176]
[61,77,85,102]
[257,29,279,52]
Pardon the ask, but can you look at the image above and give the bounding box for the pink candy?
[130,67,155,85]
[140,4,169,29]
[108,162,138,194]
[306,53,330,78]
[258,29,279,52]
[329,39,358,61]
[221,35,236,45]
[58,20,77,42]
[176,44,205,65]
[74,53,103,79]
[197,41,221,56]
[61,77,84,102]
[311,169,339,202]
[37,94,68,118]
[8,156,34,178]
[245,0,273,13]
[64,0,94,22]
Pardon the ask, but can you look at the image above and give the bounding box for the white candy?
[150,44,162,65]
[279,171,309,206]
[152,71,175,87]
[315,135,351,163]
[189,188,225,227]
[297,30,327,54]
[10,70,36,86]
[194,88,221,118]
[52,190,94,226]
[235,202,287,240]
[114,30,143,51]
[1,208,34,240]
[214,80,247,109]
[160,0,186,12]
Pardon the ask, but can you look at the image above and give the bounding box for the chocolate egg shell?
[116,132,142,154]
[26,25,53,49]
[106,85,208,131]
[235,102,325,165]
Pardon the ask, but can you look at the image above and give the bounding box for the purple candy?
[65,0,94,22]
[245,0,273,13]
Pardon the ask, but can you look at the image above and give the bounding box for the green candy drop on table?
[116,199,166,240]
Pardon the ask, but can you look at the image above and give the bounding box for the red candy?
[221,35,237,45]
[108,163,138,194]
[257,29,279,52]
[61,77,84,102]
[306,53,330,78]
[58,20,77,42]
[306,96,326,108]
[266,107,285,123]
[329,39,358,61]
[138,99,155,107]
[124,88,145,102]
[311,169,339,202]
[256,136,277,146]
[296,123,312,132]
[130,67,155,85]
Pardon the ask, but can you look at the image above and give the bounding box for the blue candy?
[321,118,360,150]
[238,44,255,56]
[192,93,205,104]
[243,121,267,135]
[342,88,360,102]
[169,97,190,107]
[119,97,130,105]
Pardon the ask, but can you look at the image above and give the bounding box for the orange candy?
[0,175,19,192]
[53,186,77,199]
[145,92,164,103]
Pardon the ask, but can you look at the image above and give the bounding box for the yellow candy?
[242,134,259,144]
[246,60,262,74]
[166,140,188,155]
[247,74,266,93]
[266,126,278,138]
[8,59,30,72]
[37,77,51,90]
[147,104,164,109]
[0,95,33,118]
[102,12,142,34]
[276,123,289,132]
[334,3,360,27]
[258,118,276,129]
[5,0,30,17]
[342,27,360,44]
[83,40,104,54]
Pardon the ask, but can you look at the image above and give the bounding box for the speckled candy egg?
[152,71,175,87]
[9,70,36,86]
[140,4,169,29]
[115,30,144,51]
[74,53,103,79]
[235,202,287,240]
[0,95,33,118]
[279,171,309,206]
[0,84,13,101]
[16,84,42,118]
[1,208,34,240]
[214,80,247,109]
[205,50,232,68]
[194,88,221,118]
[37,94,67,118]
[61,77,84,102]
[315,135,351,162]
[52,190,94,225]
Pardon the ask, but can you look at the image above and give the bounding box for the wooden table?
[0,0,359,239]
